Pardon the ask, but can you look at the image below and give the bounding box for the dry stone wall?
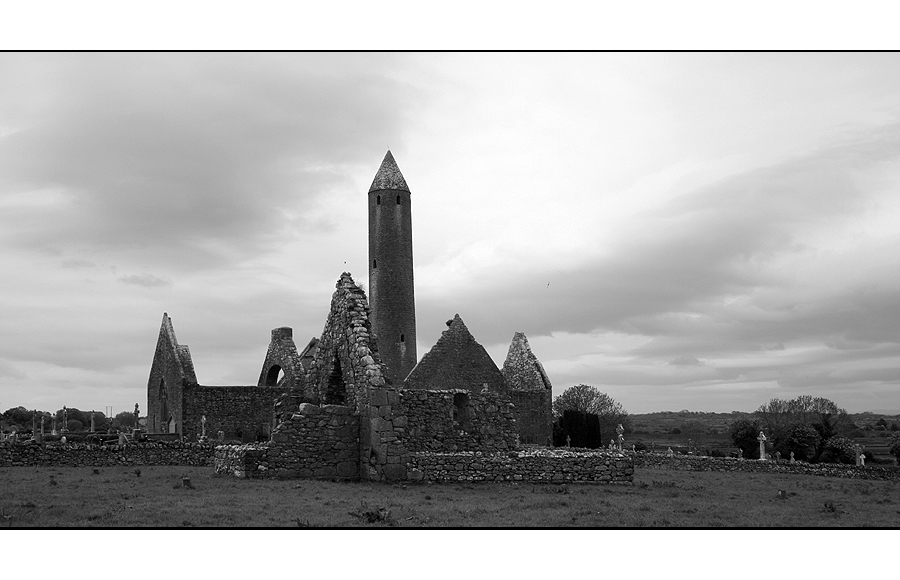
[635,452,900,481]
[407,449,634,484]
[0,441,213,467]
[401,389,519,452]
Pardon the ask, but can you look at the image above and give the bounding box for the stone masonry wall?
[509,390,553,446]
[304,273,389,407]
[358,387,410,482]
[182,385,284,442]
[0,441,214,467]
[407,449,634,484]
[401,389,519,452]
[635,452,900,481]
[213,402,360,480]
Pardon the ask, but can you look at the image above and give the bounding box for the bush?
[730,419,762,459]
[633,441,648,452]
[709,449,726,458]
[890,435,900,463]
[819,436,858,464]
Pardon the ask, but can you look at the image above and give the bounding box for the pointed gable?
[155,313,198,385]
[369,150,410,193]
[502,332,552,391]
[404,314,506,393]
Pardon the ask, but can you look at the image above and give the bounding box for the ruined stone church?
[146,151,553,456]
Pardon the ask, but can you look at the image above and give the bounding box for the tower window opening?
[396,195,401,205]
[376,195,381,205]
[400,333,405,343]
[373,259,377,268]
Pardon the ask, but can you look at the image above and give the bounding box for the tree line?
[1,407,139,434]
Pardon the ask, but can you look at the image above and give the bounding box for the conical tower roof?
[369,150,410,193]
[502,332,552,391]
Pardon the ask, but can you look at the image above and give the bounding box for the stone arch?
[264,364,284,387]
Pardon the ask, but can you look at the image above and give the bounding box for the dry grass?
[1,465,897,527]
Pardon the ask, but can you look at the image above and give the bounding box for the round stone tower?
[368,150,417,385]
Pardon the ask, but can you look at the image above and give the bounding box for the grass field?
[1,465,898,527]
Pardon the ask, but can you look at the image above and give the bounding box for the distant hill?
[865,410,900,416]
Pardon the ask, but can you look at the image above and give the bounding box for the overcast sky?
[1,52,898,416]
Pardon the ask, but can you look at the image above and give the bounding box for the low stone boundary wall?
[635,452,900,481]
[0,441,214,468]
[408,449,634,484]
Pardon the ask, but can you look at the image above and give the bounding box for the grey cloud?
[61,259,97,269]
[0,53,419,270]
[119,273,172,288]
[669,356,704,366]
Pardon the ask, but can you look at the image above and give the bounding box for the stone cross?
[789,451,795,464]
[201,415,207,438]
[616,423,625,452]
[62,406,68,433]
[757,431,767,461]
[134,403,140,429]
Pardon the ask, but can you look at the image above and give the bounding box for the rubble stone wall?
[407,449,634,484]
[214,402,360,480]
[0,441,214,467]
[401,389,519,452]
[635,452,900,481]
[182,385,283,442]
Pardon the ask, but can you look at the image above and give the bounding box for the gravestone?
[616,423,625,452]
[789,451,795,464]
[565,435,570,448]
[666,447,674,458]
[775,451,781,462]
[217,430,225,442]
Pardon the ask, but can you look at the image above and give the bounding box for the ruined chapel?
[146,151,554,476]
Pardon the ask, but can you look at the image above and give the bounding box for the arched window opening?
[265,365,284,387]
[453,393,471,430]
[373,259,377,269]
[376,195,381,205]
[159,379,168,433]
[396,195,401,205]
[400,333,405,343]
[325,352,346,405]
